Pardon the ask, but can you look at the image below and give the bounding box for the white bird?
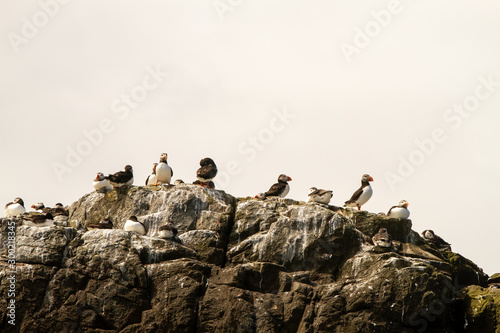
[124,216,146,235]
[4,197,26,217]
[156,153,173,185]
[93,172,113,192]
[145,163,158,186]
[387,200,410,219]
[308,187,333,204]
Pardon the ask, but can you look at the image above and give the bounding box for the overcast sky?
[1,0,499,275]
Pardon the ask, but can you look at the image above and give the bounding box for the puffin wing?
[145,175,151,185]
[387,205,398,215]
[197,165,217,180]
[107,170,130,183]
[265,182,286,197]
[308,189,321,196]
[345,186,364,204]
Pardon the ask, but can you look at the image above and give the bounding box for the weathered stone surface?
[0,187,498,332]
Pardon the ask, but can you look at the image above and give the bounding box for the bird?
[4,197,26,217]
[387,200,410,219]
[372,228,392,248]
[193,180,215,188]
[196,158,218,188]
[31,202,51,214]
[93,172,113,192]
[145,163,158,186]
[159,222,178,239]
[124,215,146,235]
[254,193,267,200]
[23,212,54,227]
[156,153,173,185]
[344,174,374,210]
[308,187,333,204]
[106,165,134,188]
[174,179,185,185]
[261,174,292,198]
[52,203,69,217]
[421,230,451,251]
[87,218,114,230]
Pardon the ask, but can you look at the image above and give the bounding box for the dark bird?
[344,174,373,210]
[4,197,26,217]
[257,174,292,199]
[421,230,451,251]
[145,163,158,186]
[23,212,54,227]
[156,153,173,185]
[196,158,218,188]
[372,228,392,248]
[159,222,178,239]
[308,187,333,204]
[387,200,410,219]
[87,218,114,230]
[31,202,52,214]
[106,165,134,188]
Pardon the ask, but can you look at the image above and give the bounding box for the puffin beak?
[288,177,292,181]
[254,195,258,198]
[31,204,35,209]
[405,202,409,207]
[370,177,374,181]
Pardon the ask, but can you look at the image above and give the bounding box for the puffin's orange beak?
[288,177,292,181]
[370,177,374,181]
[31,204,36,209]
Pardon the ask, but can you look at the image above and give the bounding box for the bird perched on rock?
[145,163,158,186]
[106,165,134,188]
[156,153,173,185]
[159,222,178,239]
[344,174,373,210]
[257,174,292,199]
[23,212,54,227]
[124,216,146,235]
[174,179,185,185]
[93,172,113,192]
[196,158,217,188]
[254,193,266,200]
[387,200,410,219]
[421,230,451,251]
[52,203,69,217]
[4,197,26,217]
[87,218,113,230]
[372,228,392,248]
[308,187,333,204]
[31,202,51,214]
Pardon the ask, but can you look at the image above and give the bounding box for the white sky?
[1,0,499,274]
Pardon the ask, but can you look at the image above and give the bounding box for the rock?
[457,284,500,332]
[489,273,500,284]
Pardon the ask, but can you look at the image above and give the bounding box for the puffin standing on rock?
[124,216,146,235]
[195,158,218,188]
[256,174,292,199]
[145,163,158,186]
[105,165,134,188]
[93,172,113,192]
[156,153,173,185]
[308,187,333,204]
[372,228,392,248]
[387,200,410,219]
[4,197,26,217]
[344,174,373,210]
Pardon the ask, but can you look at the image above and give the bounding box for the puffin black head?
[95,172,105,181]
[31,202,45,210]
[128,215,139,222]
[200,157,215,167]
[55,203,64,208]
[361,174,374,183]
[422,230,435,239]
[14,197,25,207]
[399,200,409,208]
[160,153,168,163]
[124,165,133,173]
[278,174,292,183]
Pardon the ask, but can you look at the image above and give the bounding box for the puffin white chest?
[357,185,373,206]
[124,220,146,235]
[146,174,158,186]
[279,184,290,198]
[93,179,113,192]
[4,203,25,217]
[159,229,175,239]
[388,207,410,219]
[156,163,172,183]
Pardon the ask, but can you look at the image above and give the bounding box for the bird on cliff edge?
[93,172,114,193]
[23,212,54,228]
[156,153,173,185]
[344,174,373,210]
[124,216,146,235]
[106,165,134,188]
[196,158,217,188]
[256,174,292,199]
[372,228,392,248]
[87,218,114,230]
[421,230,451,251]
[387,200,410,219]
[145,163,158,186]
[159,222,178,239]
[308,187,333,205]
[4,197,26,217]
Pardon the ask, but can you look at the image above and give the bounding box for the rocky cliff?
[1,185,499,332]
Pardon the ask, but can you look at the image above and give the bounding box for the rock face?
[0,185,496,332]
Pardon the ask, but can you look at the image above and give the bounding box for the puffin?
[106,165,134,188]
[159,222,178,239]
[254,193,267,200]
[87,218,114,230]
[4,197,26,217]
[344,174,374,210]
[23,212,54,227]
[31,202,52,214]
[156,153,173,185]
[421,230,451,251]
[52,203,69,217]
[387,200,410,219]
[308,187,333,204]
[174,179,185,185]
[261,174,292,199]
[93,172,113,192]
[372,228,392,248]
[193,180,215,188]
[196,158,218,188]
[145,163,158,186]
[124,215,146,235]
